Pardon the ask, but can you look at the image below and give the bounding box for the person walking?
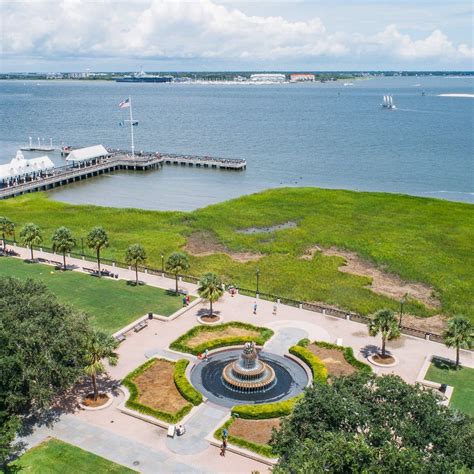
[273,303,277,316]
[204,348,209,360]
[220,438,227,456]
[253,302,257,315]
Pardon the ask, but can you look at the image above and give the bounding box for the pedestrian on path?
[204,348,209,360]
[273,303,277,316]
[182,296,187,307]
[253,302,257,315]
[220,438,227,456]
[186,295,190,306]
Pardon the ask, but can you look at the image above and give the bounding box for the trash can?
[148,312,153,320]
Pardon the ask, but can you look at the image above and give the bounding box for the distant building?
[290,74,315,82]
[250,73,286,82]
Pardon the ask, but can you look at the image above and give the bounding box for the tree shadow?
[126,280,145,286]
[196,308,221,317]
[432,357,457,372]
[360,344,393,358]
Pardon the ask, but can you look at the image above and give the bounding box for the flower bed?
[169,321,274,355]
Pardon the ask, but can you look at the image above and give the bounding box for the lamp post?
[161,253,164,273]
[256,268,260,296]
[399,293,408,327]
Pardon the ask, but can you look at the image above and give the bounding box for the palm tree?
[198,272,224,316]
[20,223,42,260]
[51,226,76,270]
[165,252,190,295]
[0,217,15,251]
[368,309,400,357]
[443,316,473,369]
[84,330,118,401]
[86,226,109,276]
[125,243,147,285]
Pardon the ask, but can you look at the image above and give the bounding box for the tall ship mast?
[381,95,396,110]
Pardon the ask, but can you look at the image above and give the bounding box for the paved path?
[264,327,309,355]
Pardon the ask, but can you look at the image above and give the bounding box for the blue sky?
[1,0,473,72]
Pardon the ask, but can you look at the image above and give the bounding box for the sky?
[1,0,473,72]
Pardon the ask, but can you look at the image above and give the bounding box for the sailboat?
[381,95,396,110]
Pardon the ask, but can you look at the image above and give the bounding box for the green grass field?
[1,188,473,321]
[425,359,474,416]
[0,258,183,333]
[7,438,135,473]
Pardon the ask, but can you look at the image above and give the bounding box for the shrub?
[311,341,372,373]
[214,417,276,458]
[122,358,194,423]
[169,321,274,355]
[232,395,303,419]
[174,359,203,406]
[289,345,328,383]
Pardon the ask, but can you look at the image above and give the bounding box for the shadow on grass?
[126,280,145,286]
[432,357,458,372]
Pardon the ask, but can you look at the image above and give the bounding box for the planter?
[197,314,222,325]
[79,392,114,411]
[368,353,399,368]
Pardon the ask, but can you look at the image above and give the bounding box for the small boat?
[381,95,396,109]
[344,82,354,86]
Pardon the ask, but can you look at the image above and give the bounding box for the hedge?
[231,394,303,419]
[122,357,194,423]
[169,321,274,355]
[310,341,372,373]
[174,359,203,406]
[214,417,276,458]
[289,345,328,383]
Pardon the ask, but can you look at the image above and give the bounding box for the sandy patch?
[82,393,109,407]
[186,327,261,348]
[307,344,356,377]
[185,231,262,263]
[229,418,281,445]
[303,246,440,310]
[134,359,189,413]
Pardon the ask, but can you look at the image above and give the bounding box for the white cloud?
[1,0,472,66]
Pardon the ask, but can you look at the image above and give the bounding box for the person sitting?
[176,424,186,436]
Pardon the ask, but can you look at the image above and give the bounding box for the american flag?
[118,98,130,109]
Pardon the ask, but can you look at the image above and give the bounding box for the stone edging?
[79,392,114,411]
[197,314,223,325]
[368,354,399,368]
[285,352,313,386]
[415,355,454,406]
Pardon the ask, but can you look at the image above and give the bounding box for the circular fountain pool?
[190,347,309,408]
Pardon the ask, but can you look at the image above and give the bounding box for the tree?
[272,372,474,473]
[198,272,223,316]
[51,226,76,270]
[84,330,118,401]
[125,243,147,285]
[0,217,15,251]
[368,308,400,357]
[20,223,43,260]
[0,277,89,464]
[165,252,190,295]
[86,226,109,276]
[443,316,473,369]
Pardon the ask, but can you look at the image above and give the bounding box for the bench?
[115,334,126,343]
[133,321,148,333]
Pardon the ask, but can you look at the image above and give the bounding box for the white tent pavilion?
[0,151,54,184]
[66,145,109,164]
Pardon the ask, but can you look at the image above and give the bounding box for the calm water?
[0,77,473,210]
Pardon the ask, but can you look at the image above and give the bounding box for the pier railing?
[3,240,444,344]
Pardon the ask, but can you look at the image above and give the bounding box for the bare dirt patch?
[306,344,356,377]
[401,314,447,333]
[372,354,396,365]
[187,327,261,348]
[134,359,188,413]
[185,231,262,263]
[303,246,440,310]
[81,393,109,408]
[229,418,281,445]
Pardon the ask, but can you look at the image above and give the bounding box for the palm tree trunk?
[135,264,139,285]
[30,245,34,260]
[2,232,5,251]
[210,299,213,316]
[63,251,66,270]
[456,345,460,369]
[175,274,179,295]
[381,336,386,357]
[97,248,101,276]
[92,374,98,401]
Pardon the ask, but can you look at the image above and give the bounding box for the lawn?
[0,258,183,333]
[7,438,135,473]
[1,188,473,322]
[425,359,474,417]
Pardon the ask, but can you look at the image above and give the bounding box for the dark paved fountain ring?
[190,344,309,408]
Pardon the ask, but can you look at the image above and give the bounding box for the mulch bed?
[82,393,109,408]
[200,315,220,323]
[307,344,356,377]
[372,354,396,365]
[229,418,281,445]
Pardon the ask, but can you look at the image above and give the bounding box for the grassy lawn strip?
[214,417,276,458]
[122,358,200,423]
[289,345,328,383]
[174,359,203,405]
[425,359,474,417]
[0,258,183,333]
[8,437,135,473]
[4,189,473,321]
[231,395,303,420]
[169,322,274,355]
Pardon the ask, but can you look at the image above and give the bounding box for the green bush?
[289,345,328,383]
[311,341,372,373]
[122,358,194,423]
[297,338,310,347]
[169,321,274,355]
[214,417,276,458]
[174,359,203,406]
[232,395,303,419]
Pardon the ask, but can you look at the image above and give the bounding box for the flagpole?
[129,95,135,159]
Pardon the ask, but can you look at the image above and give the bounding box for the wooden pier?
[0,150,246,200]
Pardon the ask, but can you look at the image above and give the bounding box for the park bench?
[133,320,148,333]
[115,334,126,343]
